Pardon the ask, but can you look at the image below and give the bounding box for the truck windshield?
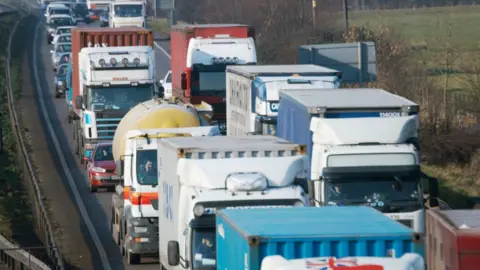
[113,4,143,17]
[191,72,226,96]
[136,150,158,185]
[192,228,216,269]
[87,85,153,111]
[325,176,422,212]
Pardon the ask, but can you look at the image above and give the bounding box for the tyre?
[55,90,61,98]
[127,251,141,265]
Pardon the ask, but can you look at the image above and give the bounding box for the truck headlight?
[294,200,305,207]
[91,167,106,173]
[134,227,148,233]
[193,204,205,217]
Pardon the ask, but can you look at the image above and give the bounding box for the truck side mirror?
[429,177,439,198]
[115,160,123,177]
[168,241,180,266]
[181,72,187,90]
[75,96,83,110]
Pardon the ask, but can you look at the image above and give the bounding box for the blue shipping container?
[276,88,419,179]
[216,206,423,270]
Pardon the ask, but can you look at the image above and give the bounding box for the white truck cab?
[109,0,146,28]
[158,136,310,270]
[261,254,425,270]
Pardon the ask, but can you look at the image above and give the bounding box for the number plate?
[110,175,120,180]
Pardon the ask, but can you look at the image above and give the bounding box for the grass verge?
[0,13,50,263]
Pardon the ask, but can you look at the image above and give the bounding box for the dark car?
[86,142,118,192]
[54,64,68,98]
[100,8,109,27]
[73,3,91,23]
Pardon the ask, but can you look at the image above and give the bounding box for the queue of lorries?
[40,1,480,269]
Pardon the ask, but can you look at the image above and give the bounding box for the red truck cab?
[170,24,256,134]
[86,141,119,192]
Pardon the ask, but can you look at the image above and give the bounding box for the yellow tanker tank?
[112,99,213,161]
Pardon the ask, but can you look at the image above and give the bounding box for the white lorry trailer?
[276,88,440,237]
[110,98,218,264]
[226,65,341,136]
[157,136,311,270]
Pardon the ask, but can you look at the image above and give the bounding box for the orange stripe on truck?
[130,192,158,205]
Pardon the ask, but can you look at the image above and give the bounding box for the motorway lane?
[33,19,172,269]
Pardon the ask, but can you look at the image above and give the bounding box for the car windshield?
[191,71,226,95]
[166,72,172,83]
[136,150,157,185]
[50,18,73,26]
[56,28,72,34]
[51,9,70,15]
[56,44,72,53]
[87,85,153,111]
[57,65,68,77]
[113,4,143,17]
[94,144,113,161]
[58,35,71,43]
[59,54,70,65]
[192,228,216,269]
[325,176,422,211]
[75,4,88,15]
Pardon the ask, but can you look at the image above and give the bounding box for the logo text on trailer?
[379,112,401,117]
[163,182,173,221]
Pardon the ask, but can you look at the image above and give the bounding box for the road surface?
[30,18,171,269]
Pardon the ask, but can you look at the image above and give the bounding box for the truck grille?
[397,219,413,228]
[96,117,122,140]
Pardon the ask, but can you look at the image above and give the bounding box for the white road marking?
[154,41,171,59]
[32,23,112,270]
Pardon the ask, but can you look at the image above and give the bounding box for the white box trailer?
[157,136,311,270]
[226,64,341,136]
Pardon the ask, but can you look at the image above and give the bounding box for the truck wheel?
[127,251,141,265]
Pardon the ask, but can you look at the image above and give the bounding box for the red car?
[86,142,119,192]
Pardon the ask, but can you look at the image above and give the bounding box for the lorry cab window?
[325,176,422,211]
[192,228,216,269]
[136,150,158,185]
[191,71,226,95]
[114,4,142,17]
[86,84,153,111]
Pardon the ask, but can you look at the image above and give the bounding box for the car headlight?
[57,80,64,86]
[134,227,148,233]
[91,167,106,173]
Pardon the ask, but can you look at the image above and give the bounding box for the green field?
[350,5,480,92]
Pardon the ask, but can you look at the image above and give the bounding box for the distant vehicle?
[47,6,77,24]
[58,53,71,67]
[50,42,72,71]
[45,3,68,18]
[46,15,75,44]
[87,8,101,21]
[86,142,118,192]
[109,1,146,28]
[52,33,71,45]
[54,64,68,98]
[73,3,90,23]
[159,70,172,98]
[99,8,108,27]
